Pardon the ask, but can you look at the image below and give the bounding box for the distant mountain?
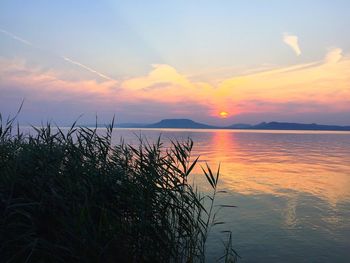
[116,119,350,131]
[251,122,350,131]
[144,119,217,129]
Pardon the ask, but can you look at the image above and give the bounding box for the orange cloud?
[215,48,350,114]
[1,48,350,121]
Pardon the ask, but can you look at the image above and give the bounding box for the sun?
[219,111,229,118]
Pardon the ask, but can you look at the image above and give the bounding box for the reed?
[0,114,238,262]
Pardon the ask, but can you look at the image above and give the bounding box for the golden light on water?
[191,130,350,206]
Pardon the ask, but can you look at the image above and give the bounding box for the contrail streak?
[0,28,33,46]
[62,56,116,81]
[0,27,116,82]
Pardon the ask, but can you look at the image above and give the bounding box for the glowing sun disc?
[219,111,229,118]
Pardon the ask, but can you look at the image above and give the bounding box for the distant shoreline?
[114,119,350,131]
[21,119,350,132]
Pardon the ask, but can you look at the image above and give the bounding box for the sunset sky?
[1,0,350,125]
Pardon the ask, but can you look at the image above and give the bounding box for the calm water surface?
[111,128,350,262]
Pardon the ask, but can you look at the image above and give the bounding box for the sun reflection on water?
[190,130,350,206]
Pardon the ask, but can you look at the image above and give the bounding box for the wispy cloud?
[62,56,116,82]
[283,33,301,56]
[0,28,33,46]
[325,48,342,64]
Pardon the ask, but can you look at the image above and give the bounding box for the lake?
[110,128,350,262]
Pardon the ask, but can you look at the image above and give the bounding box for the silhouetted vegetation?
[0,114,238,262]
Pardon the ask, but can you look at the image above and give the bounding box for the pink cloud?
[1,48,350,124]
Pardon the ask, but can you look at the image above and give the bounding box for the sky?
[0,0,350,126]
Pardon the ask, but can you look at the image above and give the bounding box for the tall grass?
[0,114,238,262]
